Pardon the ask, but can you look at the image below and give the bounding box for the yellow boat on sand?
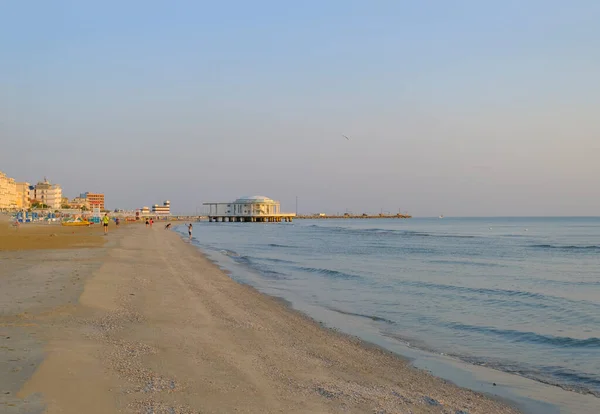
[61,219,91,227]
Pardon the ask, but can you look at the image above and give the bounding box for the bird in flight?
[342,134,350,141]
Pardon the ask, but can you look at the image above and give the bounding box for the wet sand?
[1,218,519,413]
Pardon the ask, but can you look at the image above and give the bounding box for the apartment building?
[0,171,17,210]
[16,182,31,209]
[33,179,62,210]
[80,192,105,210]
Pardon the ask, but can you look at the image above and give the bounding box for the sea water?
[176,217,600,400]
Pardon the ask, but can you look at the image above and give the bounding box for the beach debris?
[128,400,194,414]
[422,396,441,406]
[316,387,337,399]
[391,391,412,404]
[455,410,470,414]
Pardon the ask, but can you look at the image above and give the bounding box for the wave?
[382,330,600,396]
[429,259,504,267]
[306,225,478,239]
[216,251,293,280]
[397,280,600,321]
[258,269,288,280]
[457,356,600,397]
[295,266,362,280]
[400,279,599,306]
[530,244,600,251]
[444,321,600,348]
[540,278,600,288]
[220,249,241,257]
[327,307,396,324]
[256,257,296,265]
[266,243,296,248]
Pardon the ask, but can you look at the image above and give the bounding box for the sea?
[175,217,600,409]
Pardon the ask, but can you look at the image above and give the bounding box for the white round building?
[203,195,294,222]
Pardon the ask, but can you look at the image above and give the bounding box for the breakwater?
[295,214,412,219]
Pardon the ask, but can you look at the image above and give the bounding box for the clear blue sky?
[1,1,599,216]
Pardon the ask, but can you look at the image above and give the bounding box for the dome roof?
[235,195,273,203]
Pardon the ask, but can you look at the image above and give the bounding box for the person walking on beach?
[102,213,110,235]
[145,218,149,227]
[188,223,193,239]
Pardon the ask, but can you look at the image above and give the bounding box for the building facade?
[15,182,31,210]
[0,171,17,210]
[151,200,171,216]
[69,196,90,209]
[203,195,295,222]
[33,179,62,209]
[80,192,105,210]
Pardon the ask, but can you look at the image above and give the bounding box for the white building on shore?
[203,195,295,222]
[152,200,171,216]
[33,178,62,210]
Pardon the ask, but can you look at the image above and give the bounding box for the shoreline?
[1,220,521,413]
[181,226,600,414]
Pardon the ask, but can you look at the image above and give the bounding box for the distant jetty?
[296,213,411,219]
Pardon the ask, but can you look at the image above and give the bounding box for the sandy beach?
[1,217,519,414]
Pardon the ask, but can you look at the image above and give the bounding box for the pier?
[203,196,295,224]
[295,213,411,219]
[207,214,294,223]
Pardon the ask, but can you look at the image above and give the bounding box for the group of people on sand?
[101,213,193,240]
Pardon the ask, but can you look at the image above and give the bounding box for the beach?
[0,217,521,414]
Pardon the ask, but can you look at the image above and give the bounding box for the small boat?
[439,215,444,219]
[61,218,91,226]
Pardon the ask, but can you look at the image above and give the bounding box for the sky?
[1,1,599,216]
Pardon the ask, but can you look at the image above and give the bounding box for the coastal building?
[33,179,62,209]
[69,196,90,209]
[0,171,17,210]
[15,182,31,210]
[80,192,105,210]
[203,195,295,222]
[152,200,171,216]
